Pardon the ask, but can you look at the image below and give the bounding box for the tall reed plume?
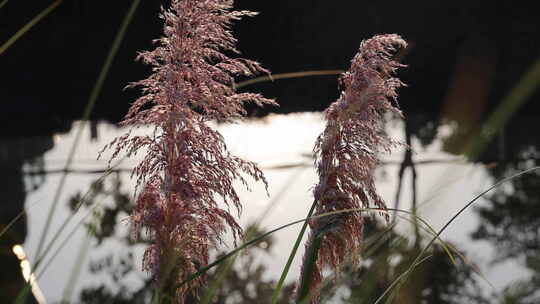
[299,34,407,301]
[100,0,274,302]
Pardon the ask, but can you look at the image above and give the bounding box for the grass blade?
[33,0,140,265]
[200,168,305,304]
[465,56,540,160]
[13,174,112,303]
[32,171,113,272]
[0,207,26,240]
[61,233,92,303]
[234,70,343,89]
[0,0,63,55]
[271,200,317,304]
[374,166,540,304]
[177,205,324,291]
[296,230,322,303]
[177,207,438,297]
[36,194,104,279]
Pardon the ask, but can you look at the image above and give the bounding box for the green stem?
[0,0,8,10]
[271,200,317,304]
[465,56,540,160]
[33,0,141,266]
[296,233,322,303]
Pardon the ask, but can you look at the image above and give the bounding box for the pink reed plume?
[299,34,407,302]
[100,0,275,301]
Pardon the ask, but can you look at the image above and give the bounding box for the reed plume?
[100,0,274,302]
[298,34,407,302]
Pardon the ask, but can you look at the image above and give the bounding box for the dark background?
[2,0,539,136]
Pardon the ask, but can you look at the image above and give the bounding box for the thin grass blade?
[0,0,63,55]
[374,166,540,304]
[271,200,317,304]
[33,0,140,265]
[234,70,343,89]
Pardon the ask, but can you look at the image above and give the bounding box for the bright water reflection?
[2,112,538,303]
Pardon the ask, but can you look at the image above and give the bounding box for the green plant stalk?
[0,0,63,55]
[14,176,113,304]
[33,0,141,265]
[13,284,31,304]
[151,291,163,304]
[271,200,317,304]
[374,166,540,304]
[0,207,25,240]
[296,233,322,303]
[311,222,397,303]
[465,56,540,160]
[0,0,8,10]
[296,211,460,304]
[61,233,92,303]
[32,171,114,272]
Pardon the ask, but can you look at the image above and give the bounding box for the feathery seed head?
[302,34,407,301]
[101,0,274,302]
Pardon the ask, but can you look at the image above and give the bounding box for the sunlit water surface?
[21,113,529,302]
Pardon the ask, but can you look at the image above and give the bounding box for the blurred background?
[2,0,540,303]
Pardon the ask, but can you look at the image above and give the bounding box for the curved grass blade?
[394,213,495,290]
[374,166,540,304]
[234,70,344,89]
[396,214,456,265]
[200,168,305,304]
[33,0,141,264]
[0,0,63,56]
[362,221,398,257]
[199,252,237,304]
[0,0,8,10]
[30,157,123,276]
[176,212,317,291]
[177,207,443,294]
